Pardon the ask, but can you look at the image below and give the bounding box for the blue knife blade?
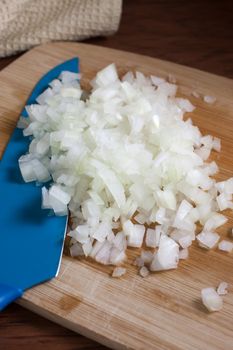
[0,57,79,310]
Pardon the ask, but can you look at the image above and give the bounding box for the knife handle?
[0,283,23,311]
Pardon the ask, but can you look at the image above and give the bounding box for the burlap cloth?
[0,0,122,57]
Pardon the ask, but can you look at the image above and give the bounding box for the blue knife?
[0,57,79,310]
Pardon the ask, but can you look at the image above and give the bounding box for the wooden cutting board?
[1,42,233,350]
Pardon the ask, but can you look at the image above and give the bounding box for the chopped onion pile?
[18,63,233,275]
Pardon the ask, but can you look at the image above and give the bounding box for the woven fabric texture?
[0,0,122,57]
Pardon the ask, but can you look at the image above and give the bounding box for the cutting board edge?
[36,42,233,83]
[17,298,128,350]
[2,41,233,86]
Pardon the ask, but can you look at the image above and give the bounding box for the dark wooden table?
[0,1,233,349]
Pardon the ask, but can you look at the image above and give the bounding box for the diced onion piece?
[173,200,193,226]
[217,282,228,295]
[134,213,147,224]
[82,240,93,256]
[134,256,144,267]
[17,116,30,129]
[70,243,84,257]
[122,220,134,237]
[205,161,218,176]
[216,193,232,211]
[61,87,82,99]
[95,63,118,87]
[179,248,189,260]
[41,186,51,209]
[155,208,167,225]
[49,199,68,216]
[19,155,50,183]
[179,235,193,249]
[95,241,112,265]
[110,248,126,265]
[218,240,233,252]
[204,213,228,232]
[139,266,150,278]
[195,146,211,161]
[150,235,179,271]
[68,225,90,244]
[158,82,177,97]
[36,87,53,105]
[201,135,213,148]
[90,241,105,259]
[92,221,112,242]
[47,185,70,215]
[201,287,223,312]
[204,95,216,104]
[167,74,176,84]
[156,190,176,210]
[215,181,225,193]
[188,208,200,222]
[49,185,71,205]
[126,224,145,248]
[112,267,126,278]
[146,227,161,248]
[192,91,200,98]
[225,178,233,194]
[212,137,221,152]
[196,231,220,249]
[33,159,51,182]
[36,134,50,155]
[151,75,166,86]
[91,159,126,208]
[113,231,127,251]
[140,250,154,264]
[170,229,195,243]
[59,71,81,83]
[176,98,195,112]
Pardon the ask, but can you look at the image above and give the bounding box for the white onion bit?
[217,282,228,295]
[201,287,223,312]
[204,95,216,104]
[134,256,144,268]
[139,266,150,278]
[196,231,220,249]
[191,91,200,98]
[150,235,179,271]
[167,74,177,84]
[140,250,154,264]
[112,267,127,278]
[179,248,189,260]
[218,240,233,253]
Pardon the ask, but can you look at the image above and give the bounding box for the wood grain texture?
[0,1,233,348]
[0,41,233,350]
